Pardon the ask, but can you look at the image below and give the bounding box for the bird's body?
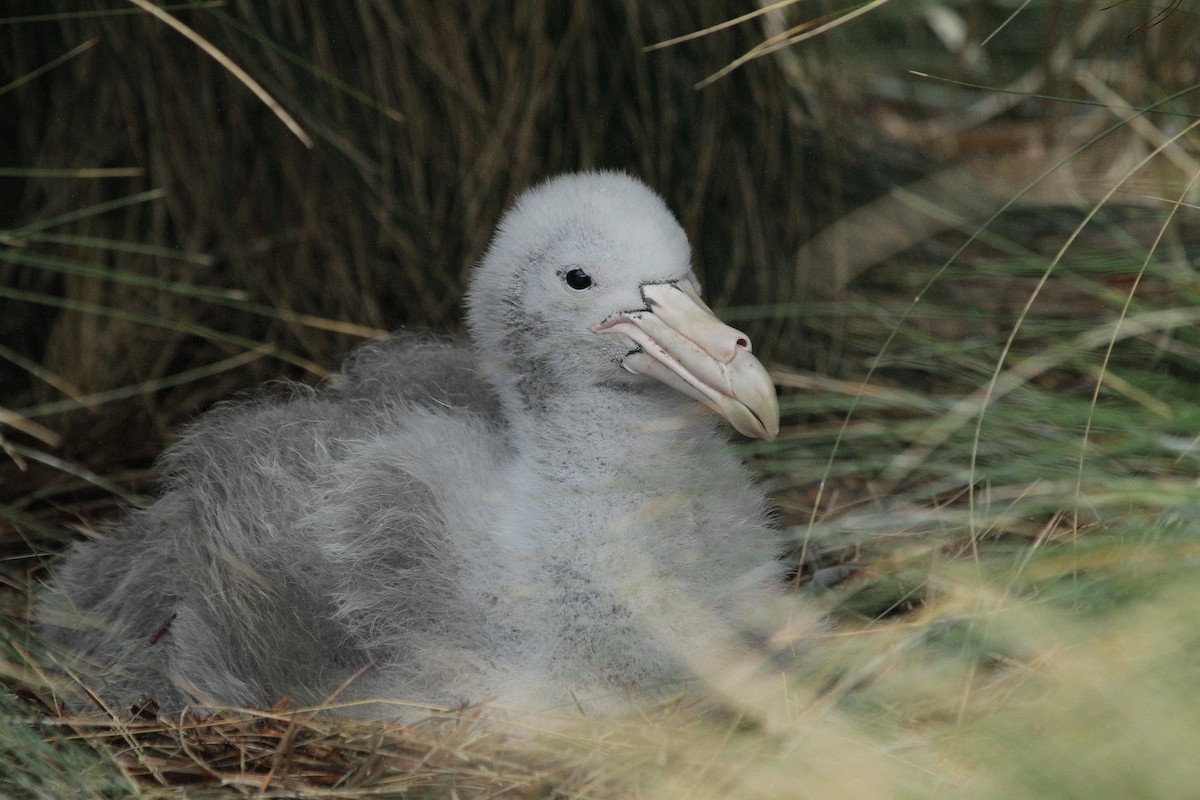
[39,172,802,719]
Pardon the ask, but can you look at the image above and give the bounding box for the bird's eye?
[562,267,593,292]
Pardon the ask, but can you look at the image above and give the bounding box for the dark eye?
[563,267,593,291]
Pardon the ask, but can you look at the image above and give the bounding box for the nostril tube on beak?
[720,330,752,363]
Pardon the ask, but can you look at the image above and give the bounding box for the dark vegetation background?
[5,0,1192,528]
[1,2,900,464]
[3,2,1200,798]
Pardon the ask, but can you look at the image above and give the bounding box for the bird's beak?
[592,281,780,441]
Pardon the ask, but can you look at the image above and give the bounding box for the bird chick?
[39,171,814,721]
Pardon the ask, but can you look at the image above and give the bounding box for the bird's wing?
[331,333,502,425]
[41,336,504,712]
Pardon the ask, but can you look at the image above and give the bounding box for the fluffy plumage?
[39,171,806,719]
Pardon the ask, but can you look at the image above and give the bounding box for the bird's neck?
[501,380,725,486]
[472,350,738,489]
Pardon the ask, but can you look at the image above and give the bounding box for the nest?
[28,700,567,797]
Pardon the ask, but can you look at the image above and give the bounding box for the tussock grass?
[1,0,888,450]
[3,1,1200,798]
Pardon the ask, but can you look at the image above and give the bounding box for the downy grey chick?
[40,171,812,720]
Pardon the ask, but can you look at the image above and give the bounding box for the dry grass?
[7,556,1200,799]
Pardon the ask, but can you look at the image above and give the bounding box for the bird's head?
[466,171,778,441]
